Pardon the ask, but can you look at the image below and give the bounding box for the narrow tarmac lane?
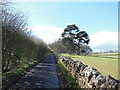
[11,53,59,88]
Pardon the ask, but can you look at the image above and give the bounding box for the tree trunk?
[4,59,10,73]
[77,42,80,55]
[78,47,80,55]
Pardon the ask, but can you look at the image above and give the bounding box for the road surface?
[11,53,59,89]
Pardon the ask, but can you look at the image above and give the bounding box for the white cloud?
[31,24,64,44]
[31,26,118,51]
[89,30,118,51]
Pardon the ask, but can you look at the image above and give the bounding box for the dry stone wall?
[59,55,120,89]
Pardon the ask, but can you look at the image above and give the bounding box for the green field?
[89,53,119,59]
[61,53,119,80]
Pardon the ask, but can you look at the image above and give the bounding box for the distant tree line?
[49,24,92,55]
[2,2,50,73]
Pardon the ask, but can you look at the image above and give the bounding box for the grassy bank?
[2,53,51,89]
[61,53,119,80]
[2,60,38,89]
[55,55,80,88]
[58,60,80,88]
[53,52,80,88]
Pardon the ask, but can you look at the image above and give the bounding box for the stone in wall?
[59,55,120,89]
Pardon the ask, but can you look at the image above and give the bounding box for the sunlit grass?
[61,53,119,80]
[91,52,118,55]
[90,53,119,59]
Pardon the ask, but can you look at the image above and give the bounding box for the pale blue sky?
[13,2,118,52]
[14,2,117,34]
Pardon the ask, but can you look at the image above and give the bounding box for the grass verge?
[58,61,80,88]
[2,60,38,90]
